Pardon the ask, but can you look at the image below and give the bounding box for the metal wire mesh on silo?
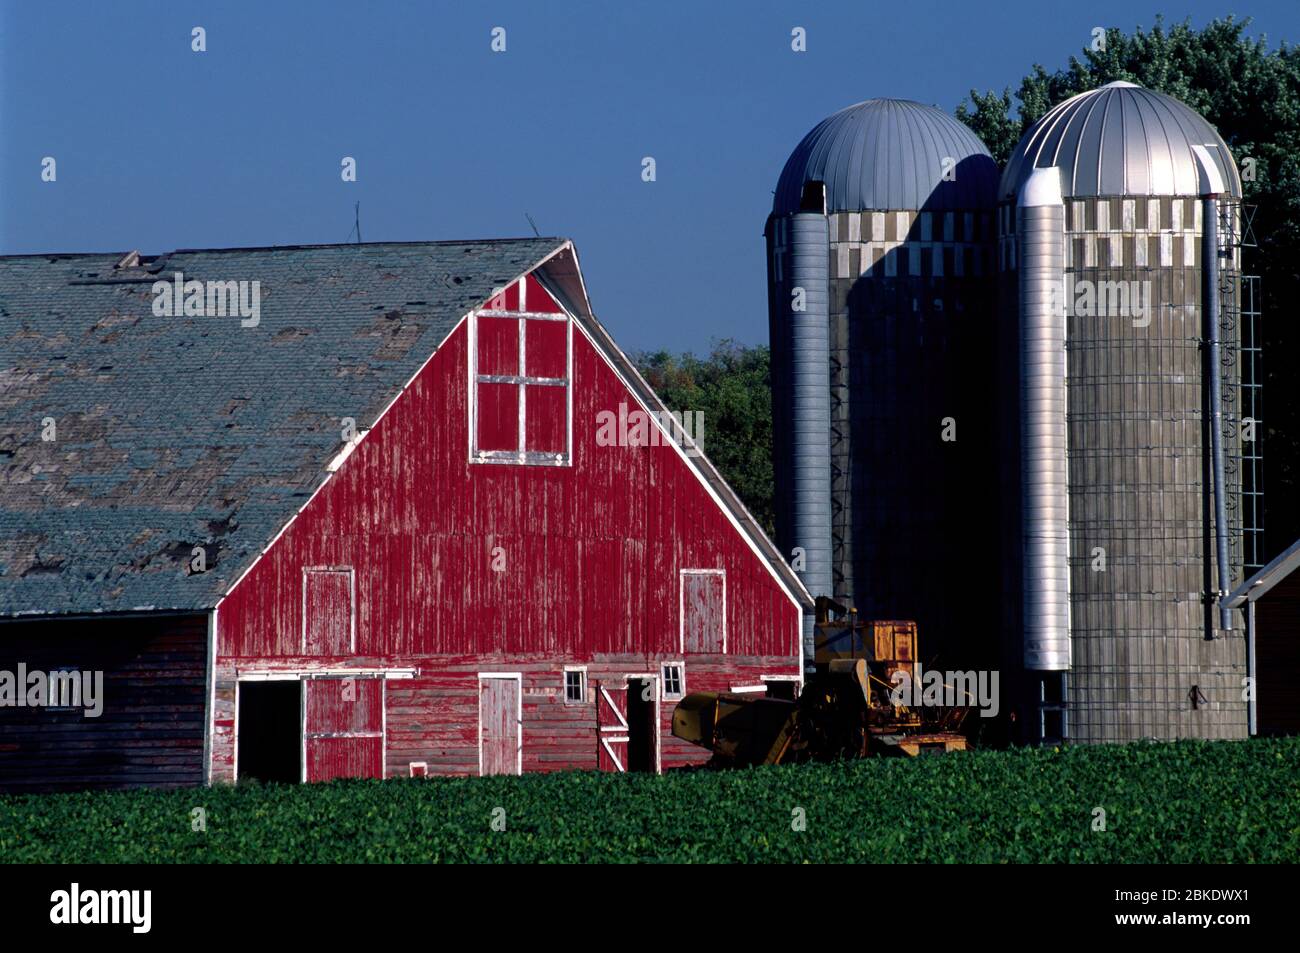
[1000,82,1250,742]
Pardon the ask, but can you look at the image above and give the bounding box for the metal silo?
[999,81,1251,742]
[766,99,1000,671]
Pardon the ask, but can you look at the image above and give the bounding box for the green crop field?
[2,738,1297,863]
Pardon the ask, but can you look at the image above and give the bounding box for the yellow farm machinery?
[671,597,969,766]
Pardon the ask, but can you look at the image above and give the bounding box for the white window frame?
[660,661,686,701]
[563,665,587,705]
[409,761,428,778]
[678,568,727,654]
[477,672,524,776]
[300,566,356,656]
[468,276,573,467]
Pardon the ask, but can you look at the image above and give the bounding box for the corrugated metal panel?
[1016,169,1070,672]
[774,99,999,214]
[784,214,833,615]
[1000,82,1242,201]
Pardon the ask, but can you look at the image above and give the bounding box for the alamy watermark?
[596,401,704,456]
[1061,276,1152,326]
[50,883,150,933]
[888,665,1000,718]
[0,664,104,717]
[152,271,261,327]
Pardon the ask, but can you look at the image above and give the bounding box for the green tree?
[635,341,775,535]
[958,15,1300,561]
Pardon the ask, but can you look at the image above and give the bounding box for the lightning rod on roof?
[525,213,540,237]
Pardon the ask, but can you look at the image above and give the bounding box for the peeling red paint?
[211,270,801,781]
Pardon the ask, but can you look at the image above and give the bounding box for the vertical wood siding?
[212,271,800,780]
[303,676,383,781]
[303,569,352,655]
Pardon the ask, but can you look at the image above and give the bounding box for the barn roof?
[1225,536,1300,609]
[0,239,564,616]
[1,239,812,618]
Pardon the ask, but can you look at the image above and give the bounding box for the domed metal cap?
[774,98,999,214]
[1000,81,1241,201]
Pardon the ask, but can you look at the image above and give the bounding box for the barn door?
[303,676,384,782]
[681,570,725,653]
[303,567,353,655]
[596,682,630,772]
[479,676,521,776]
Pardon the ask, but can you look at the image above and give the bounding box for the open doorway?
[237,680,301,783]
[625,677,660,773]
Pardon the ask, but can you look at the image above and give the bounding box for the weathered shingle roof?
[0,239,565,616]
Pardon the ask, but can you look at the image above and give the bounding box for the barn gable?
[215,265,806,658]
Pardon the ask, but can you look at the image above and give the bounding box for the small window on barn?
[563,667,587,705]
[680,569,725,654]
[661,663,685,701]
[471,274,571,466]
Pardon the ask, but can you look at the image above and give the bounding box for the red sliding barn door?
[303,676,383,782]
[596,682,630,772]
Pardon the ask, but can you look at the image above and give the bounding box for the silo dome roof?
[774,98,999,214]
[1000,81,1241,201]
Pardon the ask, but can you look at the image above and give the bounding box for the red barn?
[0,239,808,790]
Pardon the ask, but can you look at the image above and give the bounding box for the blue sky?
[3,1,1297,353]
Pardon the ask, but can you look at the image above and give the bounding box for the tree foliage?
[958,16,1300,558]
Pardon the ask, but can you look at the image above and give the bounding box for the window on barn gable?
[471,273,571,465]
